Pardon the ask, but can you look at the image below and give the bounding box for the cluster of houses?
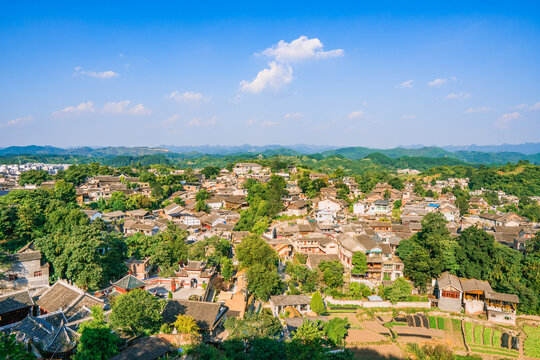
[1,162,538,356]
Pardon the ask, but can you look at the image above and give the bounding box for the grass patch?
[473,325,483,345]
[469,345,518,358]
[428,316,437,329]
[464,322,473,345]
[523,325,540,358]
[328,309,357,313]
[482,327,492,346]
[384,322,407,329]
[451,318,465,349]
[437,317,445,330]
[492,330,501,348]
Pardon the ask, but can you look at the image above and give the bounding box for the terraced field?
[463,321,519,358]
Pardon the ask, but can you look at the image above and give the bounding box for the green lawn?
[524,325,540,358]
[428,316,437,329]
[464,322,473,344]
[473,325,483,345]
[482,327,492,346]
[469,345,519,358]
[451,318,465,349]
[492,330,501,347]
[437,317,445,330]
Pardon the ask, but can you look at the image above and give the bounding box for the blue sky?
[1,1,539,148]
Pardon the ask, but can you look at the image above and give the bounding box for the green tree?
[195,199,209,213]
[236,235,278,269]
[18,169,49,186]
[292,320,325,341]
[397,213,458,289]
[54,180,76,203]
[324,317,349,346]
[224,310,282,340]
[318,260,344,288]
[247,263,284,301]
[110,289,163,336]
[0,333,36,360]
[310,291,326,315]
[348,282,372,298]
[455,226,495,280]
[196,189,211,201]
[382,278,413,303]
[74,306,120,360]
[221,258,234,281]
[174,314,200,335]
[351,252,367,275]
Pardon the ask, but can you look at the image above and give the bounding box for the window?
[442,290,460,299]
[8,274,18,281]
[34,271,43,277]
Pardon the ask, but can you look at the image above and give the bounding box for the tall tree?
[74,306,120,360]
[310,291,326,315]
[110,289,163,336]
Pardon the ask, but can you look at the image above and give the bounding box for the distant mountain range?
[0,143,538,165]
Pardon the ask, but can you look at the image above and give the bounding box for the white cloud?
[511,103,528,110]
[163,114,180,125]
[260,121,279,127]
[52,101,95,117]
[444,92,470,100]
[284,112,304,119]
[246,119,257,126]
[465,107,492,113]
[396,80,414,88]
[529,101,540,111]
[240,61,293,93]
[74,66,118,79]
[0,115,33,128]
[495,112,521,129]
[428,78,447,87]
[240,36,342,93]
[347,110,364,119]
[260,36,344,63]
[186,116,217,127]
[103,100,151,115]
[167,91,207,102]
[401,115,416,119]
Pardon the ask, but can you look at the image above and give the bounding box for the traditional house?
[35,280,105,318]
[270,295,311,317]
[233,163,263,175]
[82,209,103,221]
[368,199,392,216]
[126,258,153,280]
[123,220,160,236]
[101,210,126,222]
[175,261,214,289]
[434,272,463,312]
[485,292,519,325]
[306,253,340,270]
[461,278,493,315]
[126,209,153,220]
[162,299,227,333]
[0,247,49,292]
[0,290,35,326]
[283,199,309,216]
[113,274,146,294]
